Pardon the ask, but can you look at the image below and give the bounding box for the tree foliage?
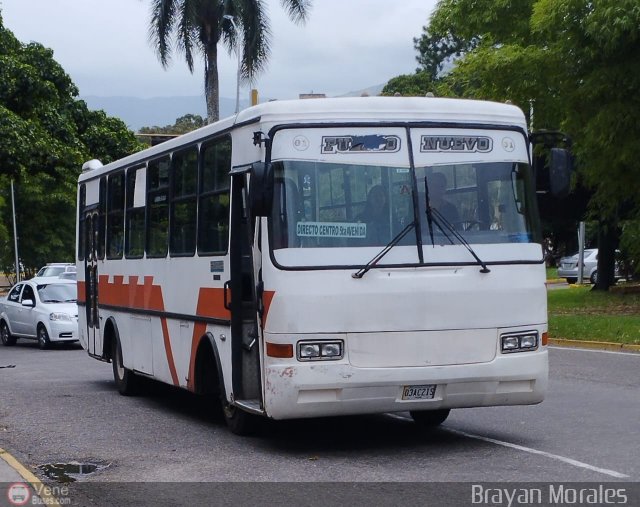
[149,0,312,123]
[0,12,143,277]
[139,113,205,135]
[385,0,640,289]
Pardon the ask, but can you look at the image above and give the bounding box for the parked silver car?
[557,248,620,284]
[0,280,78,349]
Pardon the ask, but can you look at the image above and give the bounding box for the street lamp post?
[11,179,20,282]
[223,15,241,114]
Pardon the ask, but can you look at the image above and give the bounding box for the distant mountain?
[82,85,385,132]
[81,95,247,131]
[338,83,386,97]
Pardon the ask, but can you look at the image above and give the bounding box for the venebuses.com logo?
[6,482,31,506]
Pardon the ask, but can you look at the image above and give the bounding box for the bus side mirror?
[549,148,572,198]
[249,162,273,217]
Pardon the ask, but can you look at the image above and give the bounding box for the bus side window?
[97,177,106,260]
[106,172,125,259]
[170,146,198,256]
[198,136,231,255]
[78,184,86,261]
[147,157,170,258]
[125,166,145,258]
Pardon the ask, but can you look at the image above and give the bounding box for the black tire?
[410,409,451,427]
[37,325,50,350]
[0,321,16,346]
[221,398,258,436]
[566,277,577,285]
[112,336,139,396]
[590,270,598,285]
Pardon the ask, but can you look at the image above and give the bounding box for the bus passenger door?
[227,170,263,412]
[84,211,100,356]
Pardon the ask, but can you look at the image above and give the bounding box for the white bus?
[76,97,570,434]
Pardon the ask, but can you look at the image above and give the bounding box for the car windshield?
[37,283,77,303]
[37,266,66,277]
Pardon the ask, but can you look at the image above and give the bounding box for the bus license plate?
[402,384,437,400]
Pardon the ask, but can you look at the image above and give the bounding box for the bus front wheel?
[410,409,450,427]
[221,398,258,436]
[112,336,139,396]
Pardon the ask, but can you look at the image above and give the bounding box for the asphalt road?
[0,342,638,505]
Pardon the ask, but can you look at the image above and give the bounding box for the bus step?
[234,399,264,415]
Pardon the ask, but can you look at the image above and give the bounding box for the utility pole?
[11,179,20,283]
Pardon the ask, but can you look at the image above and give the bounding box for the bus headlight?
[297,340,344,361]
[501,332,538,353]
[299,343,320,359]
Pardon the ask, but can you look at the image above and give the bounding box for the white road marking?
[385,413,630,479]
[549,346,640,357]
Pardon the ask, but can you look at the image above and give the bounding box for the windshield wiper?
[429,207,491,273]
[42,299,62,303]
[352,221,416,279]
[423,177,435,247]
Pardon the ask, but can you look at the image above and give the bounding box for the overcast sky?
[0,0,436,101]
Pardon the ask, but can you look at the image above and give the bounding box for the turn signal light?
[541,332,549,346]
[266,342,293,358]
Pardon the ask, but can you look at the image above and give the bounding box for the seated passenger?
[357,185,390,245]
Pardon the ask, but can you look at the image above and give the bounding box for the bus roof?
[79,97,527,181]
[235,96,526,126]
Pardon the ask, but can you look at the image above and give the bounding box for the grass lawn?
[548,285,640,344]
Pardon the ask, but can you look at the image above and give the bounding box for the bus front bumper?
[263,349,548,420]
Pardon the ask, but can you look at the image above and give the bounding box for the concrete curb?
[549,338,640,353]
[0,447,56,505]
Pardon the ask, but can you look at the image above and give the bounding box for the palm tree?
[149,0,312,123]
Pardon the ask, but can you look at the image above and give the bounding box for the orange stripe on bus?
[160,317,179,386]
[77,281,86,304]
[262,290,275,328]
[195,288,231,320]
[94,275,179,386]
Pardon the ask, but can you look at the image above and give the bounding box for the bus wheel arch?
[193,333,223,398]
[103,318,117,362]
[105,318,139,396]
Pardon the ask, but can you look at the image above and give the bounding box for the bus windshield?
[269,159,540,266]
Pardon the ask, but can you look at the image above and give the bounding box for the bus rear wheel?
[410,409,450,427]
[112,336,139,396]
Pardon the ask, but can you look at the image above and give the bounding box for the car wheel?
[590,270,598,284]
[410,409,451,427]
[0,321,17,346]
[37,325,51,350]
[111,335,139,396]
[221,397,258,435]
[566,277,577,284]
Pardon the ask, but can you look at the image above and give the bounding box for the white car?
[0,280,78,349]
[31,262,77,284]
